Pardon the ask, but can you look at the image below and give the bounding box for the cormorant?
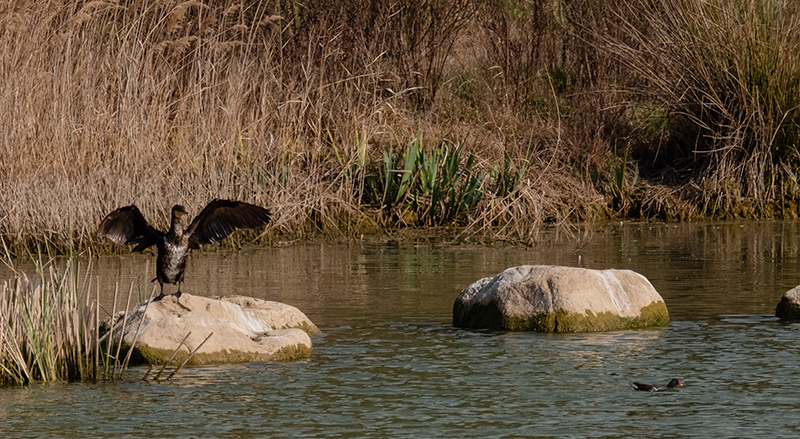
[98,199,271,300]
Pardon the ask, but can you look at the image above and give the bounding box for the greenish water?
[2,221,800,438]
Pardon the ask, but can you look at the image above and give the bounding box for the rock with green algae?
[775,285,800,320]
[106,294,318,365]
[453,265,670,332]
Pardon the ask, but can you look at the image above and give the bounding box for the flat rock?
[106,294,318,365]
[775,285,800,320]
[453,265,669,332]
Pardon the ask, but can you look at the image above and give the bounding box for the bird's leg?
[153,281,166,302]
[172,281,192,311]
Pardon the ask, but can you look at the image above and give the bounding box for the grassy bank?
[2,0,800,254]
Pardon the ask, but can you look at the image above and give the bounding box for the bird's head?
[172,204,188,218]
[170,205,189,231]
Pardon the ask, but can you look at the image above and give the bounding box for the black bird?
[98,199,271,301]
[631,379,683,392]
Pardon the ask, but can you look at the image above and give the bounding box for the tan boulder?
[453,265,669,332]
[775,285,800,320]
[106,294,318,365]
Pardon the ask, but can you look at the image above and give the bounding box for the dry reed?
[604,0,800,217]
[2,0,800,255]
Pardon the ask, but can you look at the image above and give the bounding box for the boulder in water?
[453,265,669,332]
[106,294,318,365]
[775,285,800,320]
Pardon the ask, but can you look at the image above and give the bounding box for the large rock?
[775,286,800,320]
[453,265,669,332]
[106,294,318,365]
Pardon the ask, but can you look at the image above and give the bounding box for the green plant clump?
[364,134,485,226]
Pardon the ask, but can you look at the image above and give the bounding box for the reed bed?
[606,0,800,217]
[2,0,799,255]
[0,248,139,386]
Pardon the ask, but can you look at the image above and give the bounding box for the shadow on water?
[3,220,800,437]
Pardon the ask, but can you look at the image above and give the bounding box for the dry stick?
[83,266,93,310]
[103,283,119,380]
[120,285,158,379]
[166,332,213,381]
[112,283,134,378]
[152,332,192,381]
[94,283,100,382]
[142,364,153,381]
[79,274,92,379]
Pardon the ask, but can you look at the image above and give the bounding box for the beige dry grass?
[2,0,799,255]
[605,0,800,216]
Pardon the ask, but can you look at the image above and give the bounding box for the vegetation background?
[2,0,800,253]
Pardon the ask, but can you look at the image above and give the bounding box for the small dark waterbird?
[98,199,271,301]
[631,379,683,392]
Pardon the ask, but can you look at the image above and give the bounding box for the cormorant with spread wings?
[98,199,271,300]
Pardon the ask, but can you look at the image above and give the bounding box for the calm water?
[3,221,800,438]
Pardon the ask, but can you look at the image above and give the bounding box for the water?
[3,221,800,438]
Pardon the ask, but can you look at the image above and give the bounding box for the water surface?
[2,221,800,438]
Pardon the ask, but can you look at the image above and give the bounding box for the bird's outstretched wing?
[98,205,162,252]
[186,199,271,249]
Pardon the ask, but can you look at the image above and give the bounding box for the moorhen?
[631,378,683,392]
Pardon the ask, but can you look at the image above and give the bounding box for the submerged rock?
[775,286,800,320]
[453,265,669,332]
[106,294,318,365]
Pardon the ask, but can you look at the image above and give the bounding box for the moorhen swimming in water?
[631,379,683,392]
[98,199,271,301]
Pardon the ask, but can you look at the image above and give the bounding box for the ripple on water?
[4,223,800,437]
[2,320,800,438]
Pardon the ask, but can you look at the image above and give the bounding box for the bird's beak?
[678,381,683,386]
